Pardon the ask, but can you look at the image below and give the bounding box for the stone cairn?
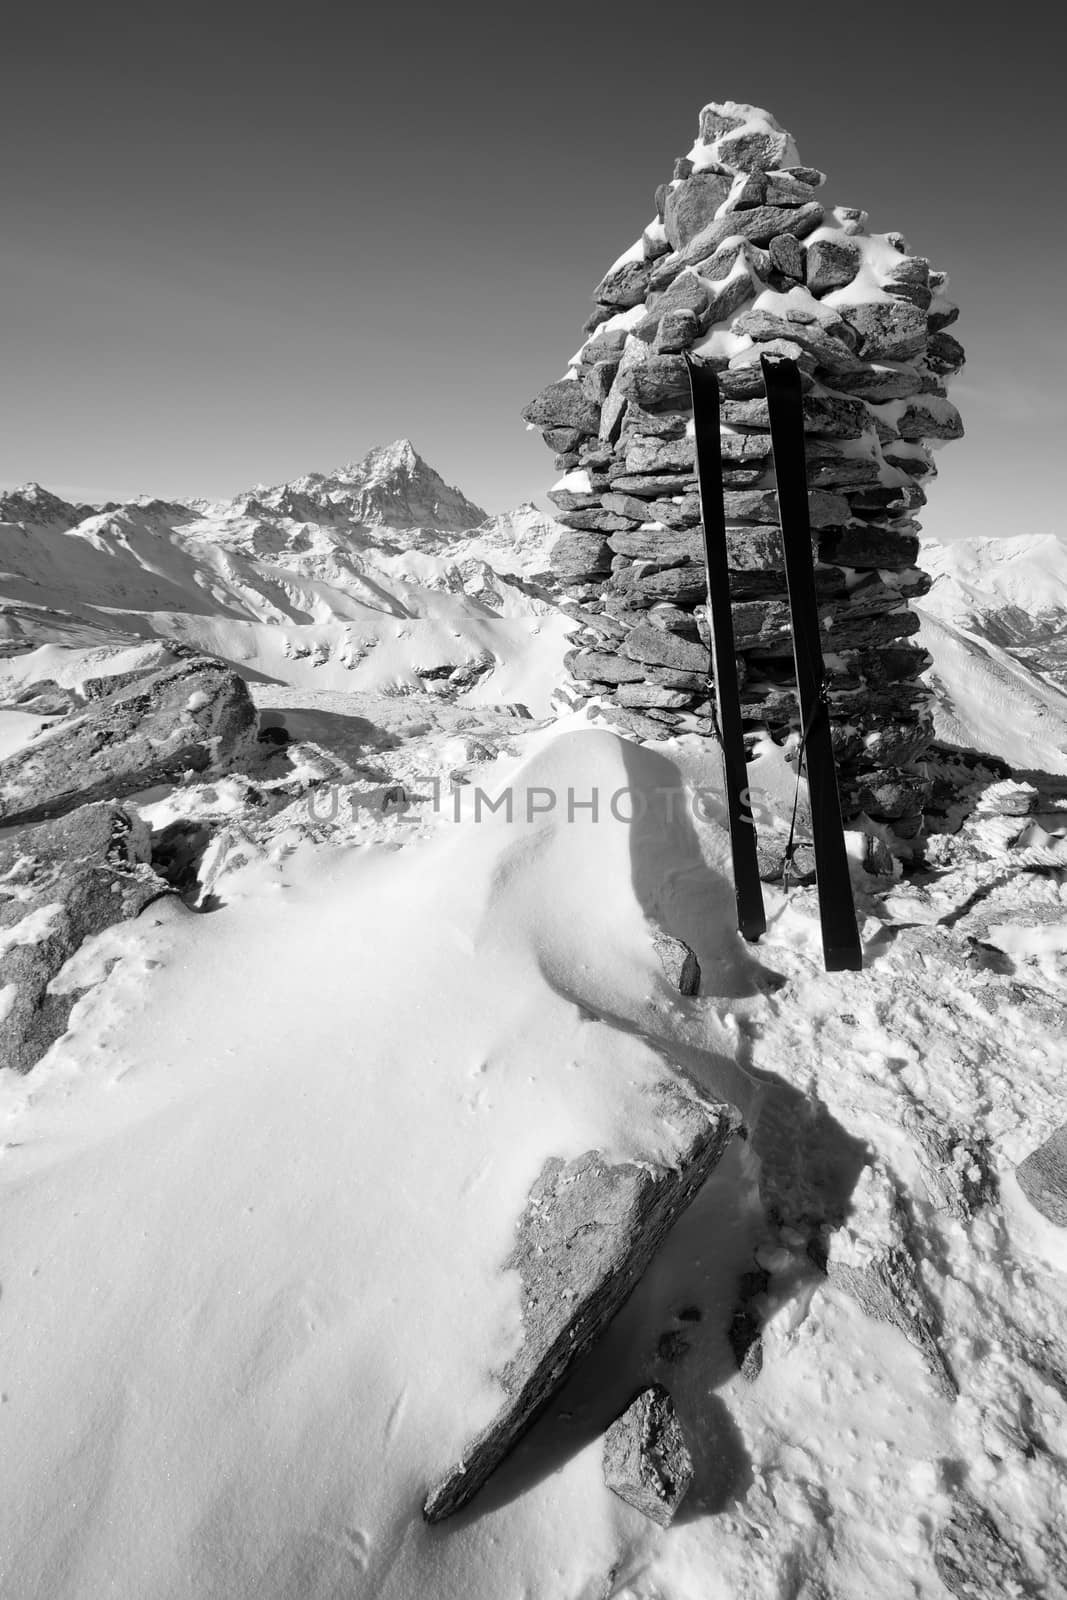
[522,101,965,856]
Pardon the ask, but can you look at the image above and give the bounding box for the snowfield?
[1,465,1066,1598]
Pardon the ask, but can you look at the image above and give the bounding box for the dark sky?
[1,2,1062,541]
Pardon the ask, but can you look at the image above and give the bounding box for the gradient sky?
[1,3,1062,542]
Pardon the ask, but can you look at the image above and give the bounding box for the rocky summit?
[252,438,488,535]
[522,99,966,858]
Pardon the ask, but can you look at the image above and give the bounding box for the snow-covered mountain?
[0,443,568,710]
[920,533,1067,653]
[234,437,488,536]
[915,534,1067,773]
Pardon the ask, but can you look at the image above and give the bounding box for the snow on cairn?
[523,98,966,860]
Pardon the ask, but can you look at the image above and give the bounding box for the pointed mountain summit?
[248,439,488,535]
[0,483,96,532]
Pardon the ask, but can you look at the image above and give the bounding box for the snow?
[686,102,800,173]
[0,900,64,957]
[4,461,1067,1595]
[0,709,55,761]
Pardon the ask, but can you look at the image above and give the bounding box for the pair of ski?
[685,352,862,974]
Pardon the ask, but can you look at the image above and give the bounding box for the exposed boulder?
[1016,1122,1067,1227]
[602,1384,694,1527]
[423,1080,741,1520]
[934,1493,1035,1599]
[0,803,170,1074]
[0,657,258,827]
[663,173,733,250]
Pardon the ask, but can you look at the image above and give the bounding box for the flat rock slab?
[603,1383,693,1526]
[423,1080,741,1521]
[1016,1122,1067,1227]
[0,655,257,826]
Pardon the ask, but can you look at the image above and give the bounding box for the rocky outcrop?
[1016,1123,1067,1227]
[602,1384,694,1527]
[0,803,169,1073]
[934,1492,1035,1599]
[522,100,965,856]
[423,1079,741,1521]
[0,656,257,827]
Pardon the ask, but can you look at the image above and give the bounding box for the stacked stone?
[522,101,965,853]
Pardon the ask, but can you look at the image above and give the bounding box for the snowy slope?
[2,725,1066,1598]
[916,534,1067,772]
[916,611,1067,774]
[920,533,1067,649]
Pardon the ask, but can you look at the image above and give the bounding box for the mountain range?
[2,441,1066,772]
[0,442,569,710]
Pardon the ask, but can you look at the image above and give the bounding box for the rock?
[697,104,747,141]
[647,268,713,329]
[663,173,733,250]
[654,309,700,353]
[560,509,641,534]
[542,426,583,454]
[719,432,776,468]
[897,397,964,442]
[850,768,930,820]
[829,364,924,401]
[624,436,694,475]
[901,1109,997,1220]
[884,256,931,310]
[731,310,864,375]
[924,330,966,376]
[618,354,691,411]
[1016,1123,1067,1227]
[622,625,708,673]
[0,803,170,1074]
[804,235,862,295]
[837,300,928,362]
[0,658,258,828]
[522,380,600,437]
[615,684,694,710]
[595,703,675,742]
[546,487,600,512]
[608,472,697,498]
[768,232,804,279]
[714,127,792,172]
[720,393,870,439]
[818,528,921,570]
[823,1209,956,1398]
[423,1082,741,1520]
[651,203,824,286]
[626,566,710,606]
[548,531,614,582]
[609,529,701,567]
[928,296,960,332]
[602,1384,694,1527]
[593,257,652,310]
[934,1493,1034,1600]
[650,928,701,995]
[762,172,820,207]
[565,649,646,686]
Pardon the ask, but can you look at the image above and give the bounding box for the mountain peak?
[248,441,488,536]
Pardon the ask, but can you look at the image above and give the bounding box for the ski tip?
[739,914,768,944]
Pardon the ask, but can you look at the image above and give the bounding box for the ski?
[760,353,863,972]
[685,354,767,943]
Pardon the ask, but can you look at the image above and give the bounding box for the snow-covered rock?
[0,656,257,826]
